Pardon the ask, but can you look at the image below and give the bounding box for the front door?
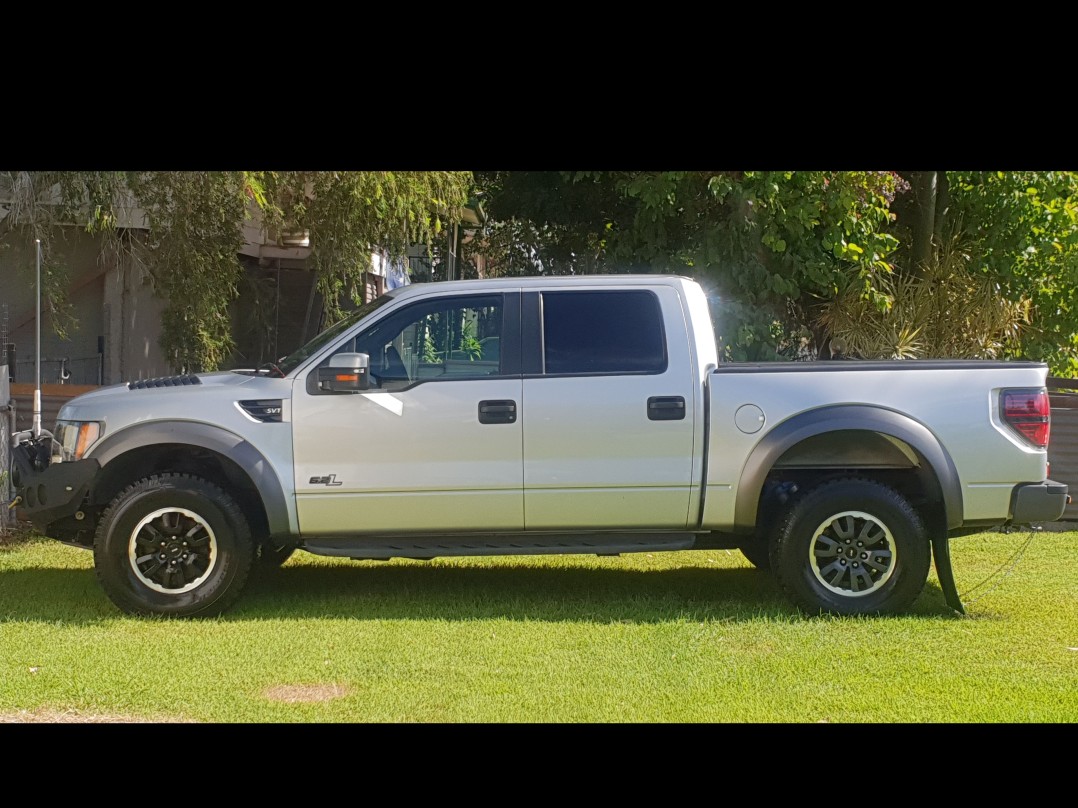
[292,292,523,536]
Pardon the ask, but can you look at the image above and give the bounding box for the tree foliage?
[125,172,250,372]
[9,169,1078,377]
[0,170,128,339]
[473,170,1078,375]
[257,172,471,324]
[474,171,905,360]
[0,171,471,372]
[942,171,1078,374]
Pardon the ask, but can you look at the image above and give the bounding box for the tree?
[0,171,472,372]
[943,171,1078,374]
[472,171,904,360]
[883,171,1078,374]
[474,170,1078,376]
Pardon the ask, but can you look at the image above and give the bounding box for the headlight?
[51,420,103,463]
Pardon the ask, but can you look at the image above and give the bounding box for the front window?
[274,294,397,375]
[321,294,504,391]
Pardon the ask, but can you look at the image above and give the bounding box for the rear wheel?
[93,474,255,617]
[772,478,931,615]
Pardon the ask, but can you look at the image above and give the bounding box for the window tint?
[542,290,666,375]
[324,295,503,391]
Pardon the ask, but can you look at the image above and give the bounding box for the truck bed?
[702,359,1050,531]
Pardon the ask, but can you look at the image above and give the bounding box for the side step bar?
[303,532,697,560]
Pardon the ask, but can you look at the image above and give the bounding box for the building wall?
[1,230,107,385]
[102,243,169,384]
[0,229,168,386]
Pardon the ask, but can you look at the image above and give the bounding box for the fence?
[1047,377,1078,522]
[13,356,103,386]
[1,365,11,532]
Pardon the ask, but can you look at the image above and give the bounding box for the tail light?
[1001,388,1050,448]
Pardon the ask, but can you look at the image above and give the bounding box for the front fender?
[88,421,294,538]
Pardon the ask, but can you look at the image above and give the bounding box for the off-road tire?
[772,477,931,616]
[93,474,255,617]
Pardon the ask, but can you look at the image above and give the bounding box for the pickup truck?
[10,275,1069,618]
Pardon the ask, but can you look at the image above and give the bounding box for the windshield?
[274,293,398,375]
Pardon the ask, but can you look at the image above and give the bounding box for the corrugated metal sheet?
[1049,381,1078,521]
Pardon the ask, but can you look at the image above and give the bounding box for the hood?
[56,370,292,424]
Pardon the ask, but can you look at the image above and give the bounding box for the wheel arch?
[736,405,963,532]
[88,421,292,541]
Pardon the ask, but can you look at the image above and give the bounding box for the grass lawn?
[0,528,1075,723]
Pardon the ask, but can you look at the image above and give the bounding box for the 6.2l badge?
[309,474,343,486]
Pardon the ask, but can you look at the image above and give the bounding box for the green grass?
[1,529,1075,723]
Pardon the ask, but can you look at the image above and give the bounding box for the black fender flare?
[88,421,293,538]
[735,404,964,531]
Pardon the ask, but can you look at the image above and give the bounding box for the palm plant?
[817,235,1030,360]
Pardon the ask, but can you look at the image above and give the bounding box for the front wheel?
[93,474,256,617]
[772,478,931,616]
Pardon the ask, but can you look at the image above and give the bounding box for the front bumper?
[1010,479,1069,525]
[11,442,100,532]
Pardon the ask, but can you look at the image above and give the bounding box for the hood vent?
[128,375,202,390]
[238,399,283,423]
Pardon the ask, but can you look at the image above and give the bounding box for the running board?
[302,532,697,560]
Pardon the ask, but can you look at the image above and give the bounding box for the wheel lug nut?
[840,559,847,565]
[853,562,859,567]
[861,552,868,559]
[857,541,863,547]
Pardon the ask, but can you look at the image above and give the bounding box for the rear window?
[542,290,667,375]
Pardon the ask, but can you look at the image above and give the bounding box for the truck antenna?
[32,238,41,438]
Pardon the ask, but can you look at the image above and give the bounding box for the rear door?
[521,284,697,529]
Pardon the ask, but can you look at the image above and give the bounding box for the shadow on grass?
[0,560,962,624]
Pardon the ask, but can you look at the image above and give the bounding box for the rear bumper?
[1010,479,1069,525]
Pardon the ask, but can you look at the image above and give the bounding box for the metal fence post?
[0,363,10,532]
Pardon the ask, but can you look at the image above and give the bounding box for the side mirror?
[318,353,370,393]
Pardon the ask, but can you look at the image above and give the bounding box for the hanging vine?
[258,171,471,323]
[0,171,472,372]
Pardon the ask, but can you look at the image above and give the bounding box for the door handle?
[647,396,685,421]
[479,399,517,424]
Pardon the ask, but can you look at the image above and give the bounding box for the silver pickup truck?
[10,275,1068,617]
